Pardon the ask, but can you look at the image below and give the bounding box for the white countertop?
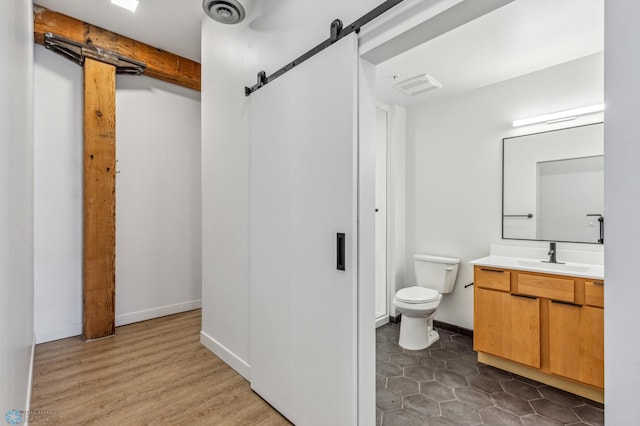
[470,255,604,280]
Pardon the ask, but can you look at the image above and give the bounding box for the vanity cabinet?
[473,266,604,402]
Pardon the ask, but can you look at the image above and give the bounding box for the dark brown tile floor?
[376,322,604,426]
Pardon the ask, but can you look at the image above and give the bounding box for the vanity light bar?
[512,104,605,127]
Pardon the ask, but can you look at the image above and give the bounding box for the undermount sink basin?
[516,259,591,273]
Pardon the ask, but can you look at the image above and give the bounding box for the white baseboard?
[115,299,202,327]
[36,300,202,344]
[26,334,35,415]
[200,330,251,381]
[376,315,390,328]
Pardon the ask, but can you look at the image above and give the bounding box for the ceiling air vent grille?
[394,74,442,96]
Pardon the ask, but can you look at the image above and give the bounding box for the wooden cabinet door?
[549,302,604,388]
[474,287,503,356]
[474,288,541,368]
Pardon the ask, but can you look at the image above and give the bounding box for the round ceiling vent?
[203,0,246,25]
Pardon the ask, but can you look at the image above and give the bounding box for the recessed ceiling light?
[111,0,139,12]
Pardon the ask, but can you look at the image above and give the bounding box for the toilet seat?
[395,286,439,304]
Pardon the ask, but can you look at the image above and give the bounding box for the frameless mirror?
[503,123,604,244]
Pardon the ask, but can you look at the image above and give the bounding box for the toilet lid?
[396,286,439,304]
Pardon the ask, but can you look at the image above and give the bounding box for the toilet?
[393,254,460,350]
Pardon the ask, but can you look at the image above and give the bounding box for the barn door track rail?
[244,0,404,96]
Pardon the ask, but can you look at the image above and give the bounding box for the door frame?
[375,104,390,327]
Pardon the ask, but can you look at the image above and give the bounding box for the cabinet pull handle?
[592,281,604,286]
[480,268,504,273]
[511,294,537,300]
[550,300,581,307]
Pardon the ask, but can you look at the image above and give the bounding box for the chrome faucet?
[543,242,564,264]
[548,242,557,263]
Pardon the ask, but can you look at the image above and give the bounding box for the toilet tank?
[413,254,460,294]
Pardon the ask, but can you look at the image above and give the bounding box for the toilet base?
[398,315,440,350]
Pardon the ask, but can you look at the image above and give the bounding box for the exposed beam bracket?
[44,32,146,75]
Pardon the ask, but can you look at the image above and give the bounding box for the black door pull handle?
[337,233,345,271]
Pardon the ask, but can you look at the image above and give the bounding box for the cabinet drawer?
[585,281,604,308]
[517,273,575,302]
[475,266,511,291]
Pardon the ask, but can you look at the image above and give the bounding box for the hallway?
[30,310,289,425]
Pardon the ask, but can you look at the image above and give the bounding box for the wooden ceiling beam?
[34,5,201,92]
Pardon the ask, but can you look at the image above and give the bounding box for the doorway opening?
[362,0,604,424]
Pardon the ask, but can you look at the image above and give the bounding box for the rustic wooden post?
[83,58,117,340]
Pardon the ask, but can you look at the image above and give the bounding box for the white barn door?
[250,34,359,425]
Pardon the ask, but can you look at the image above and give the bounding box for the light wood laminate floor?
[31,310,290,425]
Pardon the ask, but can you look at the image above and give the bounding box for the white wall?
[115,75,202,326]
[405,53,603,329]
[0,0,34,410]
[34,47,202,343]
[34,46,83,343]
[604,1,640,423]
[199,22,252,376]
